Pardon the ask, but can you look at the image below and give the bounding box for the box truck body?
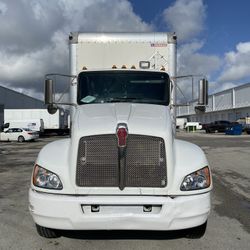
[0,105,4,131]
[4,109,68,134]
[3,119,44,133]
[29,33,212,238]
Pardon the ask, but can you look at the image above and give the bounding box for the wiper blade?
[104,97,167,105]
[106,97,138,103]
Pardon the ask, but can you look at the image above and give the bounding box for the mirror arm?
[51,102,77,107]
[45,73,77,80]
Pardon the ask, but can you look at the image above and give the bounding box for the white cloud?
[178,41,221,76]
[218,42,250,82]
[1,0,247,101]
[161,0,221,100]
[0,1,7,15]
[163,0,206,41]
[161,0,249,98]
[211,82,237,94]
[175,41,221,100]
[0,0,152,98]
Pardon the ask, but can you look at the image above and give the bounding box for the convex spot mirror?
[47,104,58,115]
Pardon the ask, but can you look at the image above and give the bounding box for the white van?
[176,118,188,129]
[184,122,202,130]
[4,119,44,133]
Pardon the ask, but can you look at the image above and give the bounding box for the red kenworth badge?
[116,123,128,147]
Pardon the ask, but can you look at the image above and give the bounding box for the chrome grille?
[125,135,167,187]
[76,134,167,188]
[76,135,118,187]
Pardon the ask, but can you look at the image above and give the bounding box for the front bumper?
[29,189,210,231]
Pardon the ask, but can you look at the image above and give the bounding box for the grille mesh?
[125,135,167,187]
[76,134,167,188]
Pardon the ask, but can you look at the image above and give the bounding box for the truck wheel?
[18,136,25,143]
[186,221,207,239]
[36,224,60,238]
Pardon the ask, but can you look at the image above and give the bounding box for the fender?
[167,139,212,195]
[31,139,74,194]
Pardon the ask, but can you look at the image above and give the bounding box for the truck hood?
[74,103,171,137]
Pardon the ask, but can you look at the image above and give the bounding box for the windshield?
[23,128,32,131]
[77,71,170,105]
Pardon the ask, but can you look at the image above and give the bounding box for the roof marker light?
[112,65,117,69]
[82,66,87,70]
[121,65,127,69]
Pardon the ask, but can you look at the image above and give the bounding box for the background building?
[0,85,44,109]
[177,83,250,123]
[0,85,44,127]
[0,104,3,127]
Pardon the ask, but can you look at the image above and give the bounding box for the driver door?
[9,128,20,141]
[2,129,13,141]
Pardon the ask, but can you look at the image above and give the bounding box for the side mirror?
[47,104,58,115]
[195,78,208,114]
[45,79,54,105]
[45,79,58,114]
[198,79,208,105]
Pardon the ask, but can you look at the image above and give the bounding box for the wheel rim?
[18,136,24,142]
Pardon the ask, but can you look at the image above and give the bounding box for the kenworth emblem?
[116,123,128,147]
[116,123,128,190]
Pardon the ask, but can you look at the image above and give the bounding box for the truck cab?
[29,32,212,238]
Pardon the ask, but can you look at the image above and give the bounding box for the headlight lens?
[33,165,63,190]
[181,166,211,191]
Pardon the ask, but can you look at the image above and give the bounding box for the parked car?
[184,122,202,130]
[3,119,44,134]
[205,120,232,133]
[245,127,250,134]
[0,128,39,142]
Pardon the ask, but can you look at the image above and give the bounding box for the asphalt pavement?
[0,133,249,250]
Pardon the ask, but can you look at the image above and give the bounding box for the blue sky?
[0,0,250,98]
[130,0,250,55]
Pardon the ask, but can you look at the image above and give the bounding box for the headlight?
[181,166,211,191]
[33,165,63,190]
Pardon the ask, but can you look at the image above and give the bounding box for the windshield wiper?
[104,97,167,105]
[106,97,139,103]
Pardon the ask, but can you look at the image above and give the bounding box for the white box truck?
[3,119,44,133]
[4,109,69,135]
[0,104,4,131]
[29,32,212,238]
[176,117,188,130]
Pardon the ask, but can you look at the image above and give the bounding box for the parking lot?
[0,133,249,250]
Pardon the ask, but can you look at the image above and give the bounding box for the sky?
[0,0,250,100]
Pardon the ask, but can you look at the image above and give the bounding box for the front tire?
[36,224,60,238]
[186,221,207,239]
[18,136,25,143]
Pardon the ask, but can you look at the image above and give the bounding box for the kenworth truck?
[29,32,212,238]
